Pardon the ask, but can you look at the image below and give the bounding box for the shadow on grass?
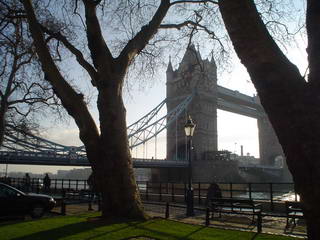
[8,216,262,240]
[126,219,211,240]
[127,219,262,240]
[124,220,186,240]
[176,225,206,240]
[9,217,206,240]
[10,217,140,240]
[121,235,161,240]
[251,233,259,240]
[0,217,25,227]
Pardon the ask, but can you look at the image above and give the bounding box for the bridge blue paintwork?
[0,151,188,168]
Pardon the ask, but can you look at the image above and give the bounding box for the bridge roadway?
[0,151,188,168]
[217,85,264,118]
[238,163,283,177]
[0,151,283,178]
[170,85,265,119]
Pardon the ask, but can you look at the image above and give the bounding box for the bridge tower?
[160,45,288,182]
[253,95,285,167]
[258,115,285,166]
[166,45,218,163]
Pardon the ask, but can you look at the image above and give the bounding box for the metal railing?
[0,178,298,209]
[0,177,90,195]
[137,181,298,211]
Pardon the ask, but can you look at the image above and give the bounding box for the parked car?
[0,182,56,218]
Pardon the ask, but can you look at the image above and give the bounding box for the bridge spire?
[166,55,173,73]
[179,43,202,70]
[210,52,216,66]
[166,56,175,84]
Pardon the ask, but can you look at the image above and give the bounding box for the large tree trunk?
[288,149,320,239]
[86,140,145,219]
[219,0,320,238]
[90,74,145,219]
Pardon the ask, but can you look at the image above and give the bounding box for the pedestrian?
[43,173,51,193]
[24,173,31,193]
[206,182,222,206]
[87,174,96,210]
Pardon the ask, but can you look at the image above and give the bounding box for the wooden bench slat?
[285,201,304,230]
[210,198,262,216]
[208,197,263,233]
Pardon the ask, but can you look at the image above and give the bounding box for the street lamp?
[184,115,196,216]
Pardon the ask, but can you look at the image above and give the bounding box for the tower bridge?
[165,45,284,166]
[0,46,289,182]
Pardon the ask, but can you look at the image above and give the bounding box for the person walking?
[24,173,31,193]
[43,173,51,193]
[87,174,95,210]
[206,182,222,206]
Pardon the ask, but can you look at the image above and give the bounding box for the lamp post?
[184,115,196,216]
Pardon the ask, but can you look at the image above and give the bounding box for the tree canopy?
[0,0,60,145]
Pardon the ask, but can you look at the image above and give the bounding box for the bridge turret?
[166,56,174,74]
[166,56,177,101]
[166,45,218,166]
[178,44,201,71]
[209,54,217,76]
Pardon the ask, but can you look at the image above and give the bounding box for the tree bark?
[219,0,320,238]
[96,75,145,218]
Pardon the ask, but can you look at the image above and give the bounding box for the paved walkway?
[53,202,307,239]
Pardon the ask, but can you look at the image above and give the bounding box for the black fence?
[138,181,298,204]
[0,177,298,208]
[0,177,90,195]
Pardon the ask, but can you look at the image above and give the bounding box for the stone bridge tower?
[254,96,285,166]
[258,116,285,166]
[164,45,240,182]
[166,45,218,162]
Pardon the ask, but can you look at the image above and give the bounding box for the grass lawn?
[0,213,298,240]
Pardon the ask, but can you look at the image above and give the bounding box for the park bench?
[210,197,262,230]
[285,201,304,230]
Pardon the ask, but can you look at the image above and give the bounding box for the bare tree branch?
[82,0,113,70]
[170,0,218,6]
[40,25,98,85]
[118,0,171,69]
[160,18,225,52]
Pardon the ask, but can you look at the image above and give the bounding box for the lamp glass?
[184,116,196,137]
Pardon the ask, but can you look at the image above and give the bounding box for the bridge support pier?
[151,160,242,183]
[151,168,187,182]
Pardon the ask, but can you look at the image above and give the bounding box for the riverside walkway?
[52,201,307,239]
